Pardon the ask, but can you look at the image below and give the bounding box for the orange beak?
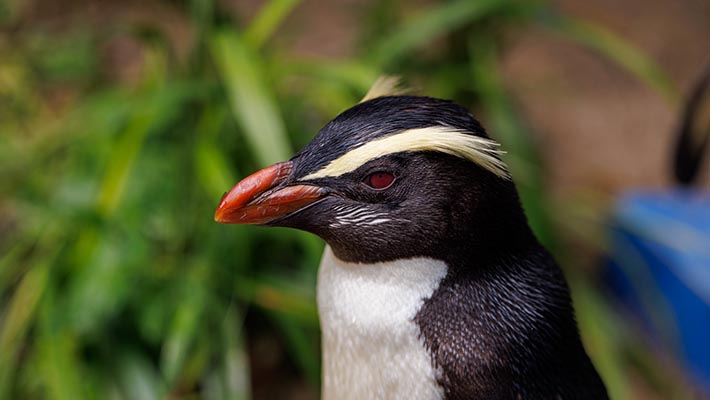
[214,161,327,225]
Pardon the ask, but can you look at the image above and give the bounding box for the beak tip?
[213,207,227,223]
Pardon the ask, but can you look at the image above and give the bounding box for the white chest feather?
[316,246,448,400]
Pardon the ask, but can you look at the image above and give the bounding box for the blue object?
[606,189,710,394]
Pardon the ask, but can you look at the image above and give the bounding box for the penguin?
[214,80,609,400]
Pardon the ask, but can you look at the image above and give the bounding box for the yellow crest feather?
[301,126,510,181]
[360,76,409,103]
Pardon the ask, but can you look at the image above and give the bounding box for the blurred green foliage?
[0,0,695,399]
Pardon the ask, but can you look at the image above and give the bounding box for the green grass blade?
[467,36,553,247]
[278,59,380,114]
[220,307,251,400]
[571,277,632,400]
[210,29,292,166]
[0,239,32,296]
[194,103,238,199]
[35,298,88,400]
[203,307,251,400]
[283,59,377,91]
[95,108,155,218]
[369,0,510,67]
[92,53,203,218]
[543,15,680,105]
[161,263,207,385]
[115,352,164,400]
[0,262,50,399]
[245,0,301,48]
[196,136,238,199]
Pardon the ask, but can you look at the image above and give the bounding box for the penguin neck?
[316,246,447,400]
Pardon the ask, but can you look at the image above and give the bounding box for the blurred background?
[1,0,708,399]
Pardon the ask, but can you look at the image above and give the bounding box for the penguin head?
[215,96,528,263]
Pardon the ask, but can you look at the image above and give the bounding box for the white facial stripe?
[348,214,386,223]
[329,205,399,228]
[301,126,510,181]
[339,208,371,219]
[366,218,392,225]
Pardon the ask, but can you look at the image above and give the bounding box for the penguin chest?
[316,246,448,400]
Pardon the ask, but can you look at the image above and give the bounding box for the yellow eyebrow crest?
[300,126,510,181]
[360,76,408,103]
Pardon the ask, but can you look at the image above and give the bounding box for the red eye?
[366,171,395,189]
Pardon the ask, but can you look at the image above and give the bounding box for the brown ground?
[505,0,710,193]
